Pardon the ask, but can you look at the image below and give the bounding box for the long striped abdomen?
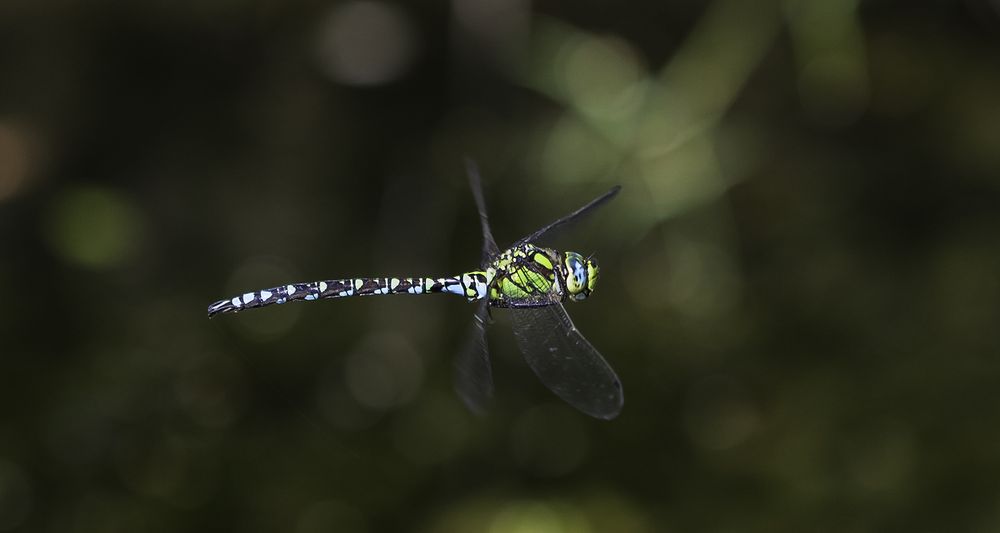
[207,273,488,317]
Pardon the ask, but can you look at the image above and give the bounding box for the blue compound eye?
[564,252,589,300]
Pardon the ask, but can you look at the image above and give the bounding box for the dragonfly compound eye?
[586,257,600,294]
[564,252,589,301]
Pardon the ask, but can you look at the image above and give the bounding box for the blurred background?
[2,0,1000,531]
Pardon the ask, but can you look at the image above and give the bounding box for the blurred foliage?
[2,0,1000,531]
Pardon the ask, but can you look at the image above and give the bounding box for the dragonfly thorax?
[482,243,600,307]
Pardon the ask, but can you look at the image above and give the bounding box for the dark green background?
[2,0,1000,531]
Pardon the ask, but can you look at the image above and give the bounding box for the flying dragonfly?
[208,162,623,419]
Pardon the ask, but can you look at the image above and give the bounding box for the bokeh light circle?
[43,186,143,270]
[315,1,418,86]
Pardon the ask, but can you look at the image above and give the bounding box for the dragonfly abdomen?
[207,273,490,317]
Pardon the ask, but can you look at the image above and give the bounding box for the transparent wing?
[510,303,623,420]
[465,158,500,266]
[454,158,498,414]
[514,185,621,247]
[455,299,494,415]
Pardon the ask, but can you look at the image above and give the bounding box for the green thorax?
[482,243,563,307]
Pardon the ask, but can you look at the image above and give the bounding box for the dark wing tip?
[464,157,482,181]
[588,380,624,420]
[598,391,625,421]
[596,411,621,421]
[454,367,495,416]
[456,390,494,417]
[602,185,622,202]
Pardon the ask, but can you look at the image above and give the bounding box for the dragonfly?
[208,161,623,419]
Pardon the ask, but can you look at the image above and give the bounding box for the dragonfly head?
[563,251,600,302]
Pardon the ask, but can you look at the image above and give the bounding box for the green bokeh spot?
[45,186,142,269]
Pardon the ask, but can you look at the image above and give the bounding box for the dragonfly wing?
[465,158,500,266]
[455,299,494,415]
[510,303,623,419]
[513,185,621,247]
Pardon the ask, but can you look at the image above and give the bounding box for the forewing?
[454,299,494,415]
[514,185,621,247]
[509,303,623,419]
[465,158,500,266]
